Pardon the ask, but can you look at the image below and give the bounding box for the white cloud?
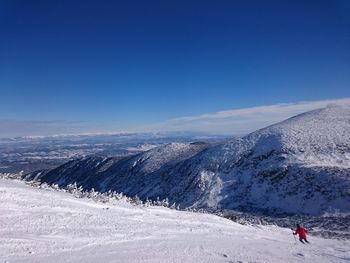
[2,97,350,138]
[141,97,350,135]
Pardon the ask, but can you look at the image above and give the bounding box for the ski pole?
[292,230,297,244]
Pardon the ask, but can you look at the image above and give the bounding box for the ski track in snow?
[1,179,349,263]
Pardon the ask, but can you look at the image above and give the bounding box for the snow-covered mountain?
[24,105,350,215]
[165,104,350,214]
[24,142,209,197]
[0,131,224,174]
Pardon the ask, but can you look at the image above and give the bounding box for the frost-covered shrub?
[0,173,21,180]
[160,197,169,207]
[3,175,180,211]
[130,195,143,206]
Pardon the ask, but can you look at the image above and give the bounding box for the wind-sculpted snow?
[24,105,350,215]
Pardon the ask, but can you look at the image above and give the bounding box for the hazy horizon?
[1,97,350,138]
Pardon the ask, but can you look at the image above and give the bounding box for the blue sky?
[0,0,349,137]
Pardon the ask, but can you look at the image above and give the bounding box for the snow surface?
[1,179,349,263]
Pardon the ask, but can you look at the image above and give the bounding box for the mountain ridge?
[23,105,350,215]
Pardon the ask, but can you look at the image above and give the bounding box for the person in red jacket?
[293,224,309,244]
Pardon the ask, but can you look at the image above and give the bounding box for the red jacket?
[294,227,307,239]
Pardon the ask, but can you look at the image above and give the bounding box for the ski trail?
[1,179,349,263]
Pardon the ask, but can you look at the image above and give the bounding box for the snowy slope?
[148,105,350,214]
[241,104,350,168]
[165,104,350,214]
[24,105,350,215]
[1,178,349,263]
[23,142,209,197]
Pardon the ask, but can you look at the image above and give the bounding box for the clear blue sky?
[0,0,349,136]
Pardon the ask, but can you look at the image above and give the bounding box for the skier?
[293,224,309,244]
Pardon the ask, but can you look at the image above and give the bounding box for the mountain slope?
[24,105,350,215]
[24,142,209,197]
[1,178,349,263]
[162,105,350,214]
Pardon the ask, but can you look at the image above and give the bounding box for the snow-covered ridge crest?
[240,104,350,168]
[127,142,207,173]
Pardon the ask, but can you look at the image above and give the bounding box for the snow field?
[1,179,349,263]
